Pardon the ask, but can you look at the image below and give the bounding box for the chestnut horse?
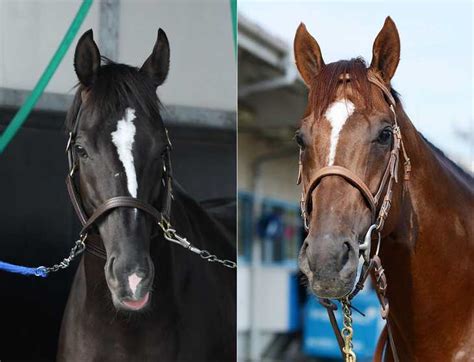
[294,17,473,361]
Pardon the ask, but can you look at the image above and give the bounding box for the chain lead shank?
[38,234,87,275]
[341,298,356,362]
[158,219,236,269]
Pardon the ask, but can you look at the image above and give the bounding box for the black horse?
[57,29,236,361]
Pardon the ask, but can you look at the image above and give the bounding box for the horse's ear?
[140,28,170,87]
[294,23,325,87]
[370,17,400,82]
[74,29,101,87]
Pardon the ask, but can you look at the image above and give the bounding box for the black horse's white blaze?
[111,107,138,198]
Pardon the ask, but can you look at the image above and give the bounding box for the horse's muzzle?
[299,233,359,299]
[104,254,154,311]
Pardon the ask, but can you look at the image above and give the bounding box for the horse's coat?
[111,107,138,198]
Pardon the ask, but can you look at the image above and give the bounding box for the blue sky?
[240,1,472,169]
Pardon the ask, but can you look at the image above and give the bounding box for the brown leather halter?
[65,106,174,259]
[64,106,236,269]
[298,71,411,234]
[296,70,411,362]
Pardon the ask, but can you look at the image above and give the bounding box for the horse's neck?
[381,107,474,357]
[151,186,233,303]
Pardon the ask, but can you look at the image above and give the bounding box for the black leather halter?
[65,106,173,259]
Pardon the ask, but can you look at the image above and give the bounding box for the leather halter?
[297,70,411,233]
[65,106,173,259]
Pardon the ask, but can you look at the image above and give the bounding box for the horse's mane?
[308,57,400,119]
[65,57,163,132]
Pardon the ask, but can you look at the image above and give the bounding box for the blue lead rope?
[0,237,86,278]
[0,261,48,277]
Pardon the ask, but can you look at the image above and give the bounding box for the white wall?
[0,0,236,111]
[0,0,100,94]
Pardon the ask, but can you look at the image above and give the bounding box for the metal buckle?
[65,132,73,153]
[69,163,77,177]
[164,128,172,148]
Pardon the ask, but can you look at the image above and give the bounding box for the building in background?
[238,13,307,361]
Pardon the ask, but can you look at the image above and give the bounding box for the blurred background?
[237,1,472,361]
[0,0,236,359]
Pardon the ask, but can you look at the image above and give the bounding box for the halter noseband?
[65,106,173,259]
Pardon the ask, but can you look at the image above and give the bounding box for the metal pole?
[99,0,120,60]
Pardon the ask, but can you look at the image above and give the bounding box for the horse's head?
[67,29,170,311]
[294,17,403,298]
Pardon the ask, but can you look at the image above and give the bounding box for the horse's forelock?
[309,58,374,120]
[66,62,164,132]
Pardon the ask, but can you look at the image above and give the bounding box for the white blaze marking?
[324,99,355,165]
[111,108,137,197]
[128,273,142,296]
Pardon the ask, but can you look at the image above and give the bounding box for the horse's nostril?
[301,240,309,256]
[343,241,351,252]
[106,256,116,279]
[341,241,351,266]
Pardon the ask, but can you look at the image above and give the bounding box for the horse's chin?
[309,278,355,299]
[111,291,151,312]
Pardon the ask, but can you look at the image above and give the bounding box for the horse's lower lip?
[121,292,150,310]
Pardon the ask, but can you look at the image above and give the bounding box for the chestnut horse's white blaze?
[111,107,138,197]
[325,99,355,165]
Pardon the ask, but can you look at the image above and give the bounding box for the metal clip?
[69,163,77,177]
[65,132,73,153]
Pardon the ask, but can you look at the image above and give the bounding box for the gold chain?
[341,298,356,362]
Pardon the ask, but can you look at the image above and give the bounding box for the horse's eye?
[74,144,88,158]
[295,132,305,149]
[376,128,392,145]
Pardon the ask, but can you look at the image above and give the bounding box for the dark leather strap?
[373,324,388,361]
[66,175,88,226]
[84,234,107,259]
[318,298,345,359]
[80,196,163,236]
